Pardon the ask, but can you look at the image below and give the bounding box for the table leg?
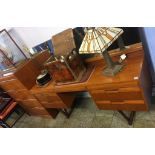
[118,111,136,125]
[60,103,75,118]
[61,108,74,118]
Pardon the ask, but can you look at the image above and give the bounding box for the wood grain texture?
[87,48,151,111]
[14,50,51,90]
[0,43,151,116]
[30,43,151,112]
[52,28,76,56]
[0,54,58,118]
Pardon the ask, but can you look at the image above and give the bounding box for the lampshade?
[79,27,124,54]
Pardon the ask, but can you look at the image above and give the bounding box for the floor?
[4,97,155,128]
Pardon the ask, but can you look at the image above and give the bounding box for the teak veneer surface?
[0,43,152,116]
[86,50,143,90]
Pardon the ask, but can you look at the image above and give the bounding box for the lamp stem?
[117,36,126,50]
[102,50,115,69]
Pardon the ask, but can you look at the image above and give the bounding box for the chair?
[0,99,25,128]
[0,89,24,128]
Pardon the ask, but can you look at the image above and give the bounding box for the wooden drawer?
[24,106,49,116]
[96,100,148,111]
[34,93,62,103]
[0,79,25,91]
[41,101,67,108]
[21,104,58,118]
[7,89,35,101]
[18,99,42,108]
[90,87,143,102]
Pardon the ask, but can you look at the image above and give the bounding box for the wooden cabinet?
[0,75,51,117]
[87,49,152,111]
[33,92,67,108]
[31,84,76,109]
[0,51,58,118]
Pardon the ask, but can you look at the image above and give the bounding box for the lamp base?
[103,62,124,76]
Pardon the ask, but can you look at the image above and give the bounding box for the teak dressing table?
[0,43,152,125]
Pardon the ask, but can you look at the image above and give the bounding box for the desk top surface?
[30,47,144,94]
[87,49,143,89]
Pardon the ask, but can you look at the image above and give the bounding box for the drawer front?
[34,93,62,103]
[41,101,67,108]
[0,79,25,91]
[88,81,139,91]
[7,89,35,101]
[96,100,148,111]
[18,99,42,108]
[24,106,49,116]
[90,87,143,101]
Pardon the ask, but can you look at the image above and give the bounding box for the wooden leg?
[60,103,76,118]
[46,109,59,119]
[61,108,74,118]
[118,111,136,125]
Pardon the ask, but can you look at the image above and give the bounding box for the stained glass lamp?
[79,27,125,76]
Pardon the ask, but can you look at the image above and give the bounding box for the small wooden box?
[44,49,86,84]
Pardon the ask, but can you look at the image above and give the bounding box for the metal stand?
[60,103,75,118]
[117,36,126,50]
[61,109,73,118]
[118,111,136,125]
[102,51,124,76]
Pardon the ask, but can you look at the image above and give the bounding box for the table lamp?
[79,27,125,76]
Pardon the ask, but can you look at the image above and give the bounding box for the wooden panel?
[24,106,50,116]
[58,93,76,108]
[31,50,51,70]
[14,51,51,90]
[41,101,67,108]
[18,99,42,108]
[87,50,144,90]
[22,106,58,118]
[96,100,148,111]
[90,87,143,101]
[52,28,76,56]
[34,92,76,108]
[0,78,25,91]
[20,101,59,118]
[14,60,41,90]
[7,89,35,101]
[34,93,62,103]
[87,81,139,91]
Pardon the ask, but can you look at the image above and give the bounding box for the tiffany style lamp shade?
[79,27,124,76]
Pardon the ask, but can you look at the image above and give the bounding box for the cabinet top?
[86,48,144,89]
